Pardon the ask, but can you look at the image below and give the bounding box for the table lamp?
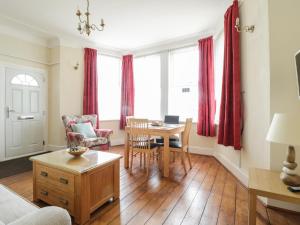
[266,113,300,187]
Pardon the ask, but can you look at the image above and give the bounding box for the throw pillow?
[71,122,97,138]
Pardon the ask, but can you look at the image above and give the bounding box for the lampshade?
[267,113,300,147]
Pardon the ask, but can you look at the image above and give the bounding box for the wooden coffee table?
[30,150,122,225]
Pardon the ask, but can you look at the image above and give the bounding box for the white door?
[5,68,45,158]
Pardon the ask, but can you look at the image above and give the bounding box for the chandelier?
[76,0,105,36]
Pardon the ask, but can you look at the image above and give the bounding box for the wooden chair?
[129,118,159,175]
[159,118,193,174]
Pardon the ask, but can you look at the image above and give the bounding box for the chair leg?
[187,148,192,169]
[147,152,151,176]
[158,148,162,171]
[140,152,143,167]
[181,150,187,174]
[144,153,146,169]
[130,150,134,174]
[173,152,176,162]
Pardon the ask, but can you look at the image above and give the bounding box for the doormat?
[0,152,50,179]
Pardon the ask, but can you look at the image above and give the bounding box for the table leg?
[248,189,257,225]
[32,161,37,202]
[113,160,120,199]
[163,134,170,177]
[124,132,129,168]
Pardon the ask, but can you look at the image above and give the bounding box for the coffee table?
[30,150,122,225]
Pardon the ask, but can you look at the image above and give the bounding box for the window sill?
[99,119,120,122]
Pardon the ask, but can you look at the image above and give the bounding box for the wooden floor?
[0,146,299,225]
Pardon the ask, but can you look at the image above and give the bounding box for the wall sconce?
[235,18,255,33]
[74,62,79,70]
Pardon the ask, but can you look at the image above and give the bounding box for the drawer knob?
[59,198,68,205]
[40,171,48,177]
[40,190,48,196]
[59,177,69,184]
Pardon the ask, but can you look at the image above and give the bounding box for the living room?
[0,0,300,225]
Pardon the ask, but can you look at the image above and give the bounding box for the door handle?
[59,177,69,184]
[59,198,68,205]
[6,107,15,118]
[40,171,48,177]
[40,190,48,196]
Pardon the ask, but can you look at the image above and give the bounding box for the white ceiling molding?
[0,0,231,57]
[0,0,232,50]
[0,15,52,47]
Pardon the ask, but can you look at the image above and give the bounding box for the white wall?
[267,0,300,211]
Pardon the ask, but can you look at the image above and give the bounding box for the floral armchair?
[62,114,113,150]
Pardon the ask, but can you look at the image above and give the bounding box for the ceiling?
[0,0,231,50]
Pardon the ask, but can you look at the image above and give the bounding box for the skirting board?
[46,145,66,151]
[111,138,125,146]
[189,146,248,187]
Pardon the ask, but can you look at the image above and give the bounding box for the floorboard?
[0,145,299,225]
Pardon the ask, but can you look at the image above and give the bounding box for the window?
[214,32,224,124]
[134,54,161,120]
[168,47,198,121]
[11,74,38,86]
[97,54,121,120]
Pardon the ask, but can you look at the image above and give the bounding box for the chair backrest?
[62,114,98,133]
[129,118,151,150]
[182,118,193,146]
[164,115,179,124]
[126,116,134,126]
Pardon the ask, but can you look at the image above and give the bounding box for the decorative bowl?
[151,120,163,126]
[67,146,89,157]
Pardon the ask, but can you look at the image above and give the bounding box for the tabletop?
[30,150,122,174]
[249,168,300,203]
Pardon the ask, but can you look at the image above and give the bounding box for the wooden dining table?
[124,123,185,177]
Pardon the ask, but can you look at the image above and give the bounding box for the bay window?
[97,54,121,120]
[134,54,161,120]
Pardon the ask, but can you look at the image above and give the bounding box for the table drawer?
[37,184,74,215]
[36,164,74,193]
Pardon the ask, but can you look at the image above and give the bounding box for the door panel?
[12,89,23,113]
[29,90,39,113]
[5,68,45,159]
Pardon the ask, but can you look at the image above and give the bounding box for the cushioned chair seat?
[83,137,108,148]
[156,141,182,148]
[156,136,179,144]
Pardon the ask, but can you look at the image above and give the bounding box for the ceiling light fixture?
[76,0,105,36]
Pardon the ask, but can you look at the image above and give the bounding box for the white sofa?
[0,184,71,225]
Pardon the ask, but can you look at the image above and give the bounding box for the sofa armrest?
[8,206,71,225]
[94,129,113,138]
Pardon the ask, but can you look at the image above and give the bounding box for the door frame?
[0,62,48,161]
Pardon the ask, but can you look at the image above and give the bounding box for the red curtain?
[83,48,99,127]
[218,0,242,150]
[197,36,216,137]
[120,55,134,129]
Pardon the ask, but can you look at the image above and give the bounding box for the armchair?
[62,115,113,150]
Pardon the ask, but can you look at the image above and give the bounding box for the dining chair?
[129,118,159,175]
[158,118,193,174]
[156,115,180,144]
